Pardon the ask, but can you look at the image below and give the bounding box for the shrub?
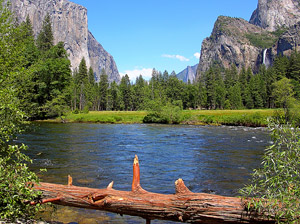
[0,145,43,221]
[240,119,300,223]
[143,103,183,124]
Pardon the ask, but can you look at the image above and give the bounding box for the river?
[17,123,271,224]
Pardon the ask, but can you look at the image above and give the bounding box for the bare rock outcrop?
[196,0,300,80]
[196,16,270,78]
[250,0,300,32]
[177,64,198,83]
[275,21,300,56]
[7,0,120,83]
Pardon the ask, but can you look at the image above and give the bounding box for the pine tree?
[228,83,242,109]
[273,54,289,80]
[108,81,120,111]
[88,67,95,85]
[249,75,264,108]
[215,69,226,109]
[205,67,216,109]
[36,14,53,52]
[99,69,109,111]
[77,58,88,110]
[196,81,207,109]
[120,74,132,111]
[133,75,146,110]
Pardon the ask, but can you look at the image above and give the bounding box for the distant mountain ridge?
[6,0,120,83]
[176,64,198,83]
[196,0,300,80]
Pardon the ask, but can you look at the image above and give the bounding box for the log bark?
[33,155,274,224]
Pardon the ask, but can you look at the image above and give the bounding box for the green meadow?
[46,109,277,127]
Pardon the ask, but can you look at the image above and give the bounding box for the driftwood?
[32,155,274,224]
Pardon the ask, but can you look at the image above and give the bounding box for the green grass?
[183,109,277,127]
[43,109,278,127]
[61,111,147,124]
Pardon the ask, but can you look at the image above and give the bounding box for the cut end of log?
[175,178,192,194]
[107,181,114,190]
[68,175,73,187]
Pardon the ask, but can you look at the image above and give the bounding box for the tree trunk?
[32,156,275,224]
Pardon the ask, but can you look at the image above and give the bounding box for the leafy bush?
[143,103,183,124]
[0,2,44,220]
[240,119,300,223]
[0,145,43,221]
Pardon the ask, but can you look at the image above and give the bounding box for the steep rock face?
[250,0,300,31]
[177,64,198,83]
[196,16,269,78]
[88,31,120,83]
[275,21,300,56]
[196,0,300,80]
[7,0,120,83]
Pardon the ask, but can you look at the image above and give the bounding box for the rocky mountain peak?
[196,0,300,80]
[7,0,120,83]
[177,64,198,83]
[196,16,268,77]
[250,0,300,31]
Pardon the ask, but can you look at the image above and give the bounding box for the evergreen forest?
[15,13,300,122]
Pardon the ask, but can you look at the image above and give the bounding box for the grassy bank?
[60,111,147,124]
[185,109,276,127]
[45,109,277,127]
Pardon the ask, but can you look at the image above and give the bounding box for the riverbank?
[41,109,277,127]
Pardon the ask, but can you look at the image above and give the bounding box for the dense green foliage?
[64,49,300,124]
[241,119,300,223]
[0,1,43,221]
[12,13,71,120]
[143,102,184,124]
[8,11,300,126]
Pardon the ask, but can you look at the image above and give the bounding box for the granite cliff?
[177,64,198,83]
[196,0,300,80]
[7,0,120,83]
[250,0,300,31]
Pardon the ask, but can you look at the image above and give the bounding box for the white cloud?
[194,52,201,59]
[162,54,190,62]
[120,68,153,82]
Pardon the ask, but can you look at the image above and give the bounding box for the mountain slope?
[196,16,273,78]
[196,0,300,80]
[6,0,120,83]
[177,64,198,83]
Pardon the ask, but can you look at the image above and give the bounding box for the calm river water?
[17,123,270,224]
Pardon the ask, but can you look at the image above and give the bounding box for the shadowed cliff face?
[250,0,300,32]
[7,0,120,83]
[196,0,300,80]
[275,21,300,56]
[88,31,120,83]
[196,16,270,78]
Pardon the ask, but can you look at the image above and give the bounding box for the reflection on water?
[18,123,270,224]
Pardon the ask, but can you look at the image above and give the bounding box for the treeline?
[75,55,300,114]
[11,12,300,120]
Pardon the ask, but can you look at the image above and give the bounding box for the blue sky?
[71,0,258,81]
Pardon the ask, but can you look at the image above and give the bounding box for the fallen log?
[33,155,274,224]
